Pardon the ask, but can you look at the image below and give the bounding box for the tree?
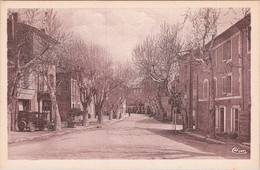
[132,23,183,120]
[184,8,221,137]
[7,9,68,131]
[94,59,134,124]
[61,40,103,126]
[103,63,134,120]
[7,11,57,131]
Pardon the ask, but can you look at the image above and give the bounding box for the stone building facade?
[7,13,57,130]
[193,14,251,140]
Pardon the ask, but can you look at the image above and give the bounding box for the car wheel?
[18,121,26,131]
[47,123,54,131]
[28,123,35,132]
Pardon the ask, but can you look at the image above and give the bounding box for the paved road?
[8,114,249,159]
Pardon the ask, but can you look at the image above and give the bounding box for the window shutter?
[215,108,219,129]
[226,76,231,93]
[224,40,231,61]
[222,77,226,94]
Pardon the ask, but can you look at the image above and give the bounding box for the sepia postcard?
[0,1,259,169]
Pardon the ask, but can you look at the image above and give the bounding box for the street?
[8,114,250,159]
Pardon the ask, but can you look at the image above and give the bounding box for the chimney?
[12,12,18,22]
[11,12,18,38]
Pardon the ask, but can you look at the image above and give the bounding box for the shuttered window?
[203,80,208,99]
[226,75,231,94]
[234,108,239,131]
[222,75,231,94]
[215,108,219,129]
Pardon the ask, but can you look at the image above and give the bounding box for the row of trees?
[8,9,134,131]
[132,8,249,138]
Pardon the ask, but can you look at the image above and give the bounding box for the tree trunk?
[182,109,188,131]
[82,105,89,126]
[188,63,194,129]
[8,97,18,132]
[50,91,61,130]
[209,68,216,138]
[109,110,113,120]
[96,105,103,124]
[156,93,165,120]
[116,108,120,119]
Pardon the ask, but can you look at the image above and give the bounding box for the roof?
[180,13,251,60]
[8,18,58,45]
[206,13,250,49]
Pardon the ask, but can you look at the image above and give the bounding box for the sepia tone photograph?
[0,1,259,169]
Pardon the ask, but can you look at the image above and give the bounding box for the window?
[75,83,78,96]
[226,75,231,94]
[49,74,54,88]
[222,75,231,94]
[42,100,51,112]
[214,78,217,97]
[38,74,44,91]
[247,26,251,52]
[203,79,209,99]
[223,40,231,61]
[71,80,76,96]
[222,77,226,94]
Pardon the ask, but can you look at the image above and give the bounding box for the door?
[42,100,52,121]
[220,108,225,132]
[18,99,30,111]
[233,108,239,132]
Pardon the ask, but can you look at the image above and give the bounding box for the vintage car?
[18,111,54,132]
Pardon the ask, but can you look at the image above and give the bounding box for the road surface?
[8,114,249,159]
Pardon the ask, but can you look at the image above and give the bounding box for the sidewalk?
[182,130,250,150]
[149,115,250,150]
[8,114,129,144]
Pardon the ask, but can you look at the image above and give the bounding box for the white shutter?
[215,107,219,129]
[231,108,233,132]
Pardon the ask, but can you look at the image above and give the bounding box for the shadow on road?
[74,145,221,159]
[143,128,250,159]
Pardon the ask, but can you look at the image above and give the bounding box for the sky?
[57,8,246,64]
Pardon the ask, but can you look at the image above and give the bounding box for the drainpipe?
[240,29,245,111]
[196,74,199,129]
[189,62,193,129]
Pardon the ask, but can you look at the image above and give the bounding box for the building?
[56,72,96,122]
[126,84,145,114]
[171,56,194,127]
[7,13,57,131]
[193,14,251,140]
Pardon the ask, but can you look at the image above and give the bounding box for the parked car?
[18,111,54,132]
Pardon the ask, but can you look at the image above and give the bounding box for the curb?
[8,116,128,144]
[239,143,250,150]
[8,125,100,144]
[183,132,226,145]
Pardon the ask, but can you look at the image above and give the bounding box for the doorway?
[42,100,52,121]
[219,107,225,132]
[18,99,30,111]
